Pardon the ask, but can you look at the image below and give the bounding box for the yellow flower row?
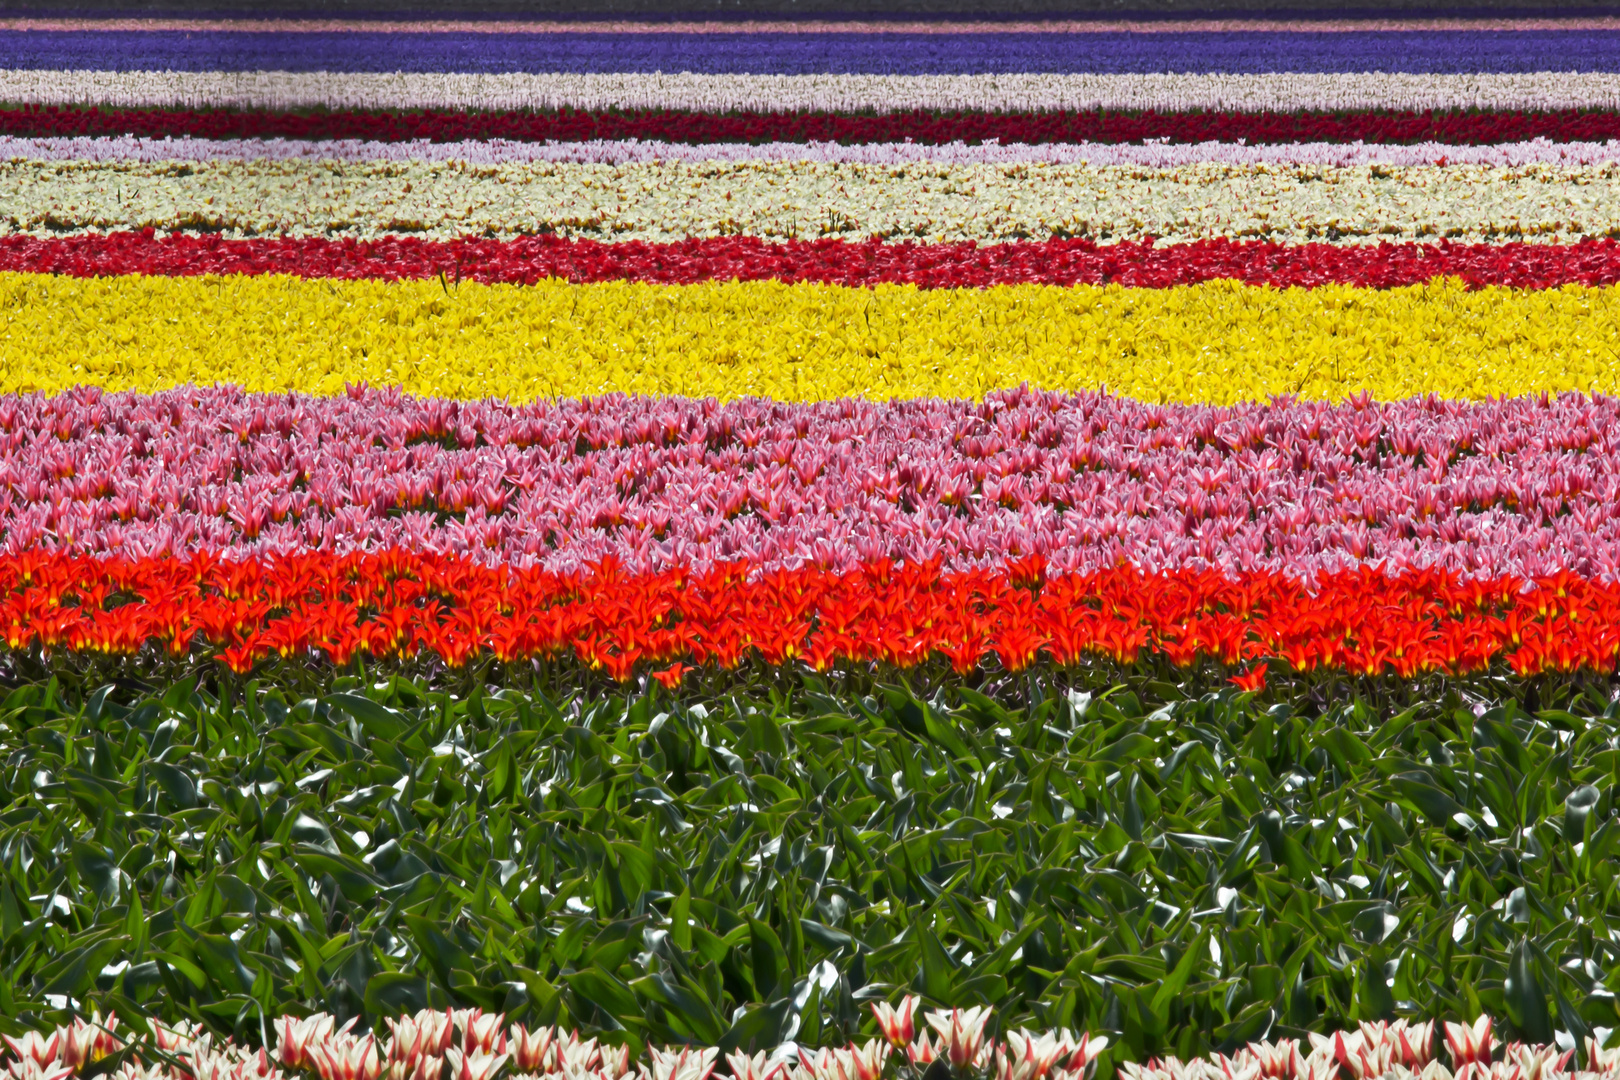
[3,271,1617,405]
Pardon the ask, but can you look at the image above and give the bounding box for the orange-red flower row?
[3,550,1609,682]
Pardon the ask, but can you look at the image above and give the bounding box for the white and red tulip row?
[4,137,1620,168]
[1118,1017,1620,1080]
[0,1004,1101,1080]
[5,70,1620,113]
[1,1007,1616,1080]
[4,386,1620,582]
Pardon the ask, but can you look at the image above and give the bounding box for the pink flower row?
[6,385,1620,581]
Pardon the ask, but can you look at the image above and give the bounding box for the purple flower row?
[5,386,1620,583]
[7,135,1619,166]
[3,30,1620,75]
[14,17,1620,32]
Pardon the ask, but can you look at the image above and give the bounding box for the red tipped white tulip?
[597,1046,631,1080]
[996,1030,1070,1080]
[908,1034,938,1069]
[154,1022,202,1056]
[1444,1018,1493,1069]
[314,1036,384,1080]
[1502,1043,1571,1080]
[275,1015,342,1071]
[459,1016,507,1057]
[925,1008,992,1070]
[2,1034,61,1071]
[849,1041,889,1080]
[872,998,919,1049]
[723,1050,782,1080]
[60,1012,123,1070]
[642,1047,716,1080]
[389,1055,443,1080]
[4,1062,72,1080]
[445,1049,509,1080]
[508,1028,556,1075]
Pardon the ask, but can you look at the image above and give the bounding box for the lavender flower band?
[4,30,1620,75]
[10,18,1620,33]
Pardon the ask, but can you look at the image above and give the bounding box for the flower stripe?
[0,548,1611,679]
[9,135,1620,167]
[13,232,1620,290]
[8,385,1620,584]
[6,158,1620,244]
[7,70,1620,112]
[4,274,1616,405]
[8,17,1620,32]
[3,30,1619,75]
[9,104,1620,146]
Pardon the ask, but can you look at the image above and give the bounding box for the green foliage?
[0,671,1618,1065]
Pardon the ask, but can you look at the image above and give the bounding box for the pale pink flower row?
[5,70,1620,113]
[5,136,1618,167]
[7,385,1620,581]
[1,1005,1616,1080]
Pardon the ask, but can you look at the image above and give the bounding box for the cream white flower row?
[5,68,1620,112]
[8,158,1620,245]
[5,135,1620,168]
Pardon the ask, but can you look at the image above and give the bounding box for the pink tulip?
[6,386,1620,585]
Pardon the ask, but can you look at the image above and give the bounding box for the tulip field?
[7,13,1620,1080]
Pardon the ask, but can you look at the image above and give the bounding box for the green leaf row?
[1,668,1618,1067]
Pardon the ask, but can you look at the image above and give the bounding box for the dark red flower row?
[12,231,1620,290]
[4,549,1611,682]
[6,103,1620,145]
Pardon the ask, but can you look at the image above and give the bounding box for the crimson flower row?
[8,104,1620,145]
[2,386,1617,582]
[0,548,1612,680]
[13,233,1620,289]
